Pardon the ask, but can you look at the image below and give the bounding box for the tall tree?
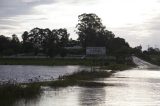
[76,13,114,47]
[56,28,69,57]
[22,31,34,53]
[28,28,45,55]
[44,28,58,57]
[108,37,131,62]
[11,34,21,55]
[57,28,69,48]
[0,35,11,55]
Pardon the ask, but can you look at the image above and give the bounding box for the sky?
[0,0,160,50]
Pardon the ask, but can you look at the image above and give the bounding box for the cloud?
[0,0,160,50]
[0,0,56,18]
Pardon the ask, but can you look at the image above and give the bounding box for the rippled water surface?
[13,68,160,106]
[0,65,89,84]
[1,65,160,106]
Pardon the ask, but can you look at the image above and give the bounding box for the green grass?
[138,54,160,66]
[101,63,135,71]
[0,60,135,106]
[0,58,114,66]
[149,55,160,66]
[0,70,113,105]
[48,70,112,87]
[0,84,41,106]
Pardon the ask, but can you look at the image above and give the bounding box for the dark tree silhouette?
[76,13,115,47]
[27,28,46,55]
[56,28,69,57]
[108,37,131,62]
[44,29,58,57]
[22,31,34,53]
[11,34,21,55]
[0,13,136,61]
[0,35,12,55]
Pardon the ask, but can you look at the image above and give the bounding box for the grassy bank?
[0,83,41,106]
[0,63,135,105]
[136,54,160,66]
[0,70,112,105]
[148,55,160,66]
[0,57,135,67]
[0,58,114,66]
[0,58,135,105]
[49,70,112,87]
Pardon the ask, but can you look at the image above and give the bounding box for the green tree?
[44,29,58,57]
[56,28,69,57]
[28,28,45,55]
[76,13,114,47]
[0,35,12,55]
[22,31,34,53]
[108,37,131,62]
[11,34,21,55]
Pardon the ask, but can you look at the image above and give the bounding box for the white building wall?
[86,47,106,56]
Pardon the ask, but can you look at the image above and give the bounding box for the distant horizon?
[0,0,160,50]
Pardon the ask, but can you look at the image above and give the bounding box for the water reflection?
[79,87,106,106]
[1,87,41,106]
[0,65,89,84]
[2,68,160,106]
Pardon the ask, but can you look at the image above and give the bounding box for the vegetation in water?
[0,84,41,106]
[0,63,134,105]
[48,70,112,87]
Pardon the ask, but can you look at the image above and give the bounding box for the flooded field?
[0,65,89,84]
[1,57,160,106]
[1,67,160,106]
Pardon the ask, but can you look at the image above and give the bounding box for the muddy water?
[10,68,160,106]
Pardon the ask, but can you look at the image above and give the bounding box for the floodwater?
[0,65,89,84]
[1,57,160,106]
[2,68,160,106]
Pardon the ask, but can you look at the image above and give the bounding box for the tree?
[11,34,21,55]
[56,28,69,57]
[22,31,34,53]
[22,31,29,43]
[108,37,131,62]
[0,35,12,55]
[27,28,46,55]
[44,29,58,57]
[21,28,70,57]
[76,13,114,47]
[57,28,69,47]
[132,45,142,55]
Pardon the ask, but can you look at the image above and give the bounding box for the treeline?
[0,13,134,59]
[0,28,71,57]
[132,45,160,64]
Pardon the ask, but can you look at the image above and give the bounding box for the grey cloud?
[145,16,160,31]
[0,0,55,33]
[111,14,160,49]
[0,25,18,30]
[0,0,56,18]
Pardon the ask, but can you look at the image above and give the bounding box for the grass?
[149,55,160,66]
[137,54,160,66]
[0,57,135,105]
[0,58,114,66]
[101,63,135,71]
[48,70,112,87]
[0,63,135,105]
[0,70,113,106]
[0,83,41,106]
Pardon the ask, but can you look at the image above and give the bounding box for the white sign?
[86,47,106,55]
